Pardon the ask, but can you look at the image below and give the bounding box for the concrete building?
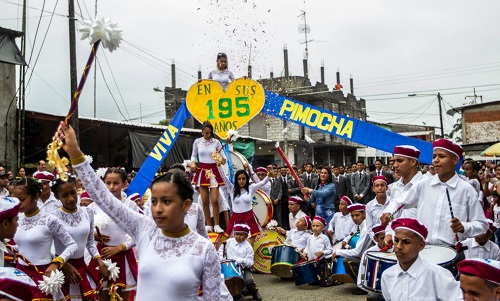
[453,100,500,157]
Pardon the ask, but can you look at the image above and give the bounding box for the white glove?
[235,258,244,266]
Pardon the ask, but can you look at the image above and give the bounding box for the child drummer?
[381,218,460,300]
[357,224,392,300]
[327,196,355,242]
[219,224,262,300]
[302,216,333,287]
[461,220,500,260]
[277,215,312,252]
[333,204,373,294]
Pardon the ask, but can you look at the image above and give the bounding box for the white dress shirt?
[289,210,307,230]
[37,192,61,214]
[305,233,332,260]
[0,240,6,267]
[365,197,390,236]
[462,238,500,260]
[387,171,423,218]
[328,212,355,242]
[219,238,254,268]
[285,229,311,250]
[381,256,460,301]
[337,220,373,258]
[384,173,488,246]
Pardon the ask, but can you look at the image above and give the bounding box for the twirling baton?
[275,142,309,199]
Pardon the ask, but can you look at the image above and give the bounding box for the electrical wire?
[96,58,129,121]
[101,51,131,120]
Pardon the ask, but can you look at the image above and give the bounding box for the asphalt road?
[239,273,372,301]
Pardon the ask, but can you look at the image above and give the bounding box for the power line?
[101,51,131,120]
[96,58,128,121]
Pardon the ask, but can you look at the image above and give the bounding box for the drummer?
[357,224,391,300]
[381,218,460,301]
[457,258,500,301]
[277,215,312,252]
[461,220,500,260]
[248,165,271,197]
[219,224,262,300]
[302,216,334,287]
[333,204,373,295]
[328,196,355,243]
[287,196,307,230]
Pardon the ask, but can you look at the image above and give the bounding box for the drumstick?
[275,142,310,199]
[389,204,404,221]
[380,243,393,252]
[446,188,462,251]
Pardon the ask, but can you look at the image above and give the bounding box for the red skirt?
[16,262,68,301]
[63,257,96,300]
[88,245,138,291]
[224,210,262,238]
[192,162,225,187]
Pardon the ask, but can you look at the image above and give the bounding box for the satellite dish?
[298,24,310,34]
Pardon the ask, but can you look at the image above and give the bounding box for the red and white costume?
[191,138,226,187]
[53,206,101,300]
[15,209,78,301]
[218,166,269,237]
[87,196,139,291]
[74,159,222,300]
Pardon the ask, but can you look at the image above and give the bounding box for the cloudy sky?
[2,0,499,135]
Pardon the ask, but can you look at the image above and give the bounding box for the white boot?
[214,225,224,234]
[205,225,213,233]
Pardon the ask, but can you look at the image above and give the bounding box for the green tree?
[446,117,462,142]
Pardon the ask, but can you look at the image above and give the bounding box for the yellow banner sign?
[186,78,265,138]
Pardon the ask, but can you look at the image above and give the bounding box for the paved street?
[238,273,371,301]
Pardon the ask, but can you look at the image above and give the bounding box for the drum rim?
[365,251,397,263]
[292,260,316,268]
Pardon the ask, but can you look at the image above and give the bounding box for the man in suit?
[372,159,394,184]
[350,161,371,204]
[299,163,318,217]
[278,166,291,229]
[268,164,283,227]
[331,165,352,211]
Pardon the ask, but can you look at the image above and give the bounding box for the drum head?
[252,189,273,227]
[220,150,248,181]
[253,230,285,274]
[420,245,457,265]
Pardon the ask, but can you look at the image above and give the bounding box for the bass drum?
[220,150,248,181]
[252,189,273,227]
[253,230,285,274]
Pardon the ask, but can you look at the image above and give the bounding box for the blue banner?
[128,91,435,196]
[125,102,191,196]
[262,91,433,163]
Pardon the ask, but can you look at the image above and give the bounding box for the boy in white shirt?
[278,215,312,251]
[457,258,500,301]
[302,216,333,287]
[287,196,307,230]
[327,196,355,242]
[220,224,261,300]
[381,218,460,301]
[462,220,500,260]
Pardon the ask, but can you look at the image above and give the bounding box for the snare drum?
[291,261,319,286]
[252,190,273,227]
[220,150,248,180]
[270,245,299,278]
[361,245,457,292]
[253,230,285,274]
[221,260,246,296]
[348,232,360,249]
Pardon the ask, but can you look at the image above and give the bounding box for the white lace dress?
[74,159,222,301]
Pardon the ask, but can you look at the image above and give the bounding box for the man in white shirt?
[382,139,488,247]
[0,173,8,197]
[457,258,500,301]
[33,171,62,214]
[381,218,460,301]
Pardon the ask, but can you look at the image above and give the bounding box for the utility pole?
[19,0,27,166]
[465,88,482,104]
[68,0,79,140]
[437,92,444,138]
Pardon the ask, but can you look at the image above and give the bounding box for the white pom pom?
[84,155,93,164]
[95,167,108,179]
[79,17,122,52]
[227,129,240,142]
[100,259,120,282]
[265,219,278,230]
[94,213,109,230]
[38,269,65,296]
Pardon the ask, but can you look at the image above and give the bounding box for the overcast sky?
[2,0,500,135]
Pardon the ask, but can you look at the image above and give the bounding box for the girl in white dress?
[51,174,109,301]
[59,123,223,301]
[208,52,235,91]
[11,177,78,301]
[88,167,139,301]
[191,121,227,234]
